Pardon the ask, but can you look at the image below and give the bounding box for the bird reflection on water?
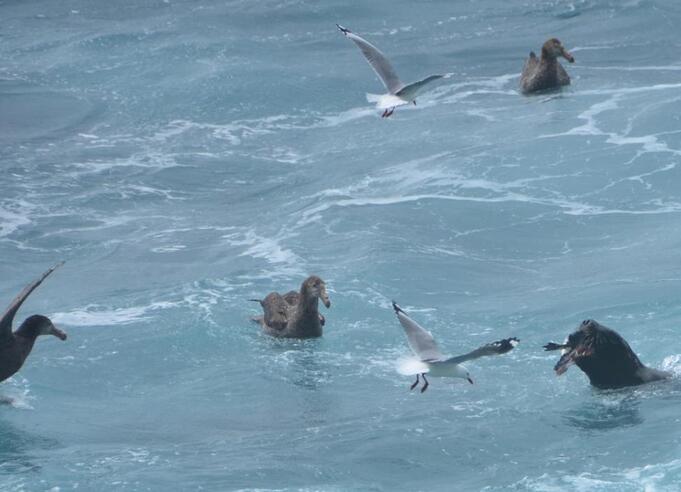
[561,381,681,432]
[0,418,60,476]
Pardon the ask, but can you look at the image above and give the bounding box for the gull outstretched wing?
[392,302,443,362]
[445,338,519,365]
[338,24,404,94]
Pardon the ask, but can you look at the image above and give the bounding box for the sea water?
[2,0,681,490]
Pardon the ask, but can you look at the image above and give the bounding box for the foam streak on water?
[2,0,681,490]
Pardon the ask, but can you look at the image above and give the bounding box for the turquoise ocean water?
[2,0,681,490]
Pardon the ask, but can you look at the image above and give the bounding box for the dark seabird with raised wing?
[337,24,444,118]
[251,276,331,339]
[392,302,519,392]
[0,263,67,383]
[544,319,671,389]
[520,38,575,94]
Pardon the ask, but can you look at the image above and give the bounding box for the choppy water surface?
[2,0,681,490]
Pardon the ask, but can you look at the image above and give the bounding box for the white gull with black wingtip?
[392,302,518,392]
[336,24,445,118]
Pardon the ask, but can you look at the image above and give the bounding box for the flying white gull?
[337,24,445,118]
[392,302,519,392]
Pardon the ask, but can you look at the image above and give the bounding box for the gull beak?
[50,324,67,341]
[562,48,575,63]
[320,287,331,309]
[467,377,474,385]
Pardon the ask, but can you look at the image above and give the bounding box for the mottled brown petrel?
[251,275,331,338]
[520,38,574,94]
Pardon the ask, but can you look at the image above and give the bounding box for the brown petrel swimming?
[520,38,575,94]
[250,275,331,338]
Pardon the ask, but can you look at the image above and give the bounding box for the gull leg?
[420,374,429,393]
[410,374,420,391]
[413,100,416,106]
[381,109,389,118]
[385,107,395,117]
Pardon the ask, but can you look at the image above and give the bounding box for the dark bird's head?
[16,314,67,341]
[542,38,575,63]
[301,275,331,308]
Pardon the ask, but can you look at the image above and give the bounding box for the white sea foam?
[182,289,224,322]
[578,82,681,97]
[151,244,186,253]
[66,152,182,175]
[0,376,33,410]
[124,185,185,200]
[419,245,466,257]
[0,200,36,238]
[585,65,681,72]
[144,73,519,150]
[302,188,603,222]
[51,301,175,327]
[661,354,681,376]
[513,459,681,492]
[40,214,142,237]
[154,116,299,147]
[299,145,681,225]
[539,86,681,171]
[222,229,304,276]
[550,95,620,137]
[252,146,307,164]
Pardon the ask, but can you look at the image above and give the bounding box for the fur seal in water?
[544,319,671,389]
[251,275,330,338]
[0,262,67,383]
[520,38,574,94]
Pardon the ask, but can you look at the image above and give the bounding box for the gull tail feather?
[366,93,408,110]
[396,357,430,376]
